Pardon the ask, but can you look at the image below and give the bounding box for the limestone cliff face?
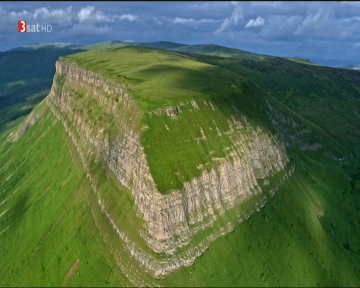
[47,60,293,276]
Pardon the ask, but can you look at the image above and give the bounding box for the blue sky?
[1,1,359,61]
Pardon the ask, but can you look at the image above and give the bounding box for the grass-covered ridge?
[171,44,267,61]
[82,41,186,51]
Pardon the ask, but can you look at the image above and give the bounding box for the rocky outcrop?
[10,112,40,142]
[47,60,293,277]
[265,99,324,151]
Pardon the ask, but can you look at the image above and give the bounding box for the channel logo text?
[18,21,52,33]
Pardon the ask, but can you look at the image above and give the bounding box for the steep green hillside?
[187,53,360,160]
[0,101,131,287]
[1,46,360,287]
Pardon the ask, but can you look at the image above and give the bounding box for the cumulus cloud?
[215,2,243,34]
[116,14,138,21]
[173,17,218,24]
[245,16,265,28]
[34,6,74,26]
[152,16,163,25]
[0,7,31,24]
[1,2,360,60]
[77,6,113,23]
[259,15,302,40]
[174,17,193,24]
[76,6,139,24]
[293,11,349,39]
[339,1,360,7]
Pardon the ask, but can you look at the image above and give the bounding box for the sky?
[1,1,360,62]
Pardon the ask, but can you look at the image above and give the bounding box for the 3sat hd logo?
[18,21,52,33]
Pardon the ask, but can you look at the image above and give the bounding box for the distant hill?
[139,41,187,50]
[83,42,267,62]
[309,58,358,69]
[170,44,266,61]
[7,41,357,70]
[284,57,317,65]
[7,43,83,51]
[81,41,140,50]
[83,41,186,51]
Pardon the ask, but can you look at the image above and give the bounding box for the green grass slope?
[0,101,131,287]
[161,158,360,286]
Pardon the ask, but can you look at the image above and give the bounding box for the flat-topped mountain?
[1,45,359,287]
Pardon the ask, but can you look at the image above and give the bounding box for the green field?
[1,44,360,286]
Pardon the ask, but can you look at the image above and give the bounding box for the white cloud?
[77,6,112,24]
[0,7,31,23]
[293,11,347,39]
[245,16,265,28]
[8,10,31,20]
[259,15,302,40]
[1,6,74,26]
[174,17,195,24]
[250,2,282,8]
[152,17,163,25]
[34,6,74,26]
[116,14,138,21]
[215,2,243,34]
[339,1,360,7]
[173,17,218,24]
